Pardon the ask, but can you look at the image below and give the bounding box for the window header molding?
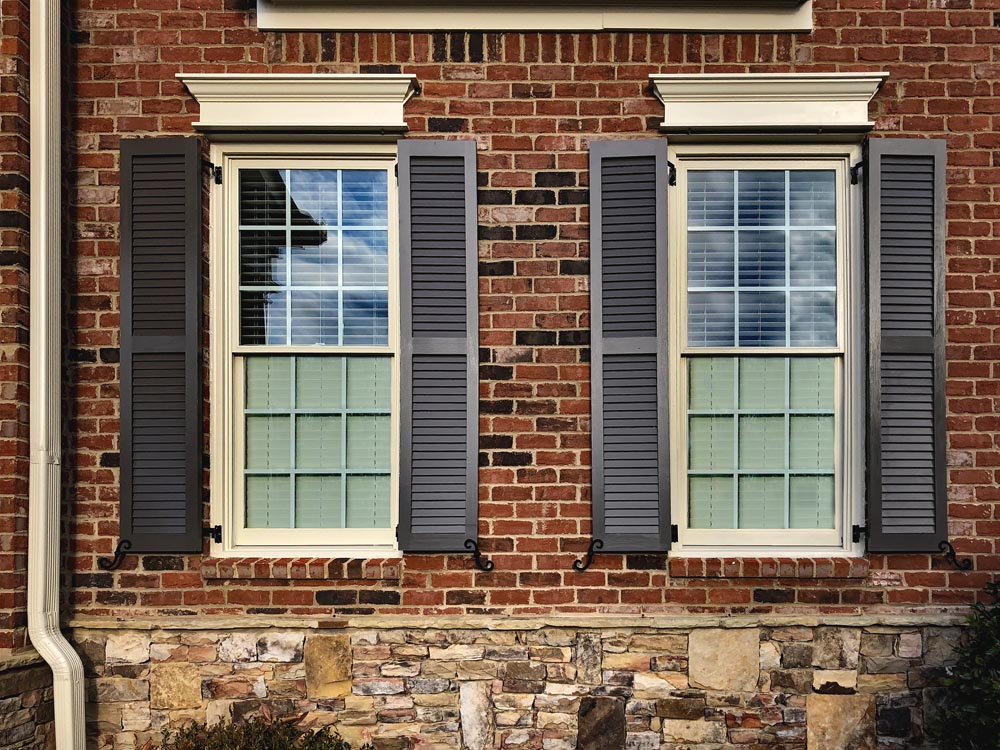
[178,74,419,133]
[649,73,889,133]
[255,0,812,32]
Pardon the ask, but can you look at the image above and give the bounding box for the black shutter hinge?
[203,159,222,185]
[464,539,495,572]
[572,538,604,572]
[850,161,865,185]
[203,525,222,544]
[671,524,679,543]
[667,160,677,187]
[852,524,867,543]
[393,162,398,179]
[938,540,973,572]
[98,539,133,571]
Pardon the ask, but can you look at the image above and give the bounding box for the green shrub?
[153,708,371,750]
[926,581,1000,750]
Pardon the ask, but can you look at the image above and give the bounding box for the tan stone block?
[421,661,458,679]
[304,634,352,699]
[688,629,759,692]
[149,664,201,709]
[813,670,858,692]
[628,635,687,653]
[106,633,151,666]
[632,672,687,697]
[412,693,456,707]
[428,644,485,661]
[457,661,501,680]
[857,673,906,693]
[660,718,726,743]
[602,652,651,671]
[896,632,922,659]
[807,694,875,750]
[760,642,781,671]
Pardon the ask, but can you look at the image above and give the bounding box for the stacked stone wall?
[0,659,55,749]
[72,616,962,750]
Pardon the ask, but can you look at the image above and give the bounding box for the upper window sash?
[677,157,850,357]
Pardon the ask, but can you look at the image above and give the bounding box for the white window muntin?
[210,143,401,556]
[668,145,863,554]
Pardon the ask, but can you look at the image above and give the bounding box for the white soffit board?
[178,74,419,132]
[255,0,813,32]
[649,73,889,132]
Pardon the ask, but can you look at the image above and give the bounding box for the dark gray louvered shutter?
[590,140,671,552]
[119,137,203,553]
[397,140,478,551]
[866,138,947,553]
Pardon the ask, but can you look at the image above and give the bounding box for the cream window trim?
[208,141,402,559]
[667,143,865,558]
[650,73,888,133]
[178,74,418,133]
[256,0,813,32]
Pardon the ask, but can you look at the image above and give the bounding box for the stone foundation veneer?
[69,614,964,750]
[0,653,54,749]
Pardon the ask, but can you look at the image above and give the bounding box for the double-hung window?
[217,146,400,554]
[670,148,857,550]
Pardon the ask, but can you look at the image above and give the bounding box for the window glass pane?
[347,357,391,409]
[738,230,785,288]
[686,356,836,530]
[790,230,836,287]
[687,171,734,228]
[296,416,342,469]
[687,168,837,349]
[738,476,785,528]
[688,291,735,346]
[288,170,339,227]
[347,475,391,528]
[295,476,343,528]
[688,231,734,288]
[245,476,291,528]
[689,416,734,471]
[790,290,837,346]
[789,170,836,226]
[738,171,785,227]
[290,232,339,287]
[346,415,391,470]
[789,416,835,471]
[243,355,392,530]
[739,291,785,347]
[238,168,389,346]
[296,357,344,410]
[245,357,291,409]
[738,416,784,471]
[240,169,287,226]
[245,416,290,470]
[688,357,735,411]
[738,358,785,410]
[790,476,835,528]
[689,476,734,529]
[290,290,340,345]
[789,358,834,411]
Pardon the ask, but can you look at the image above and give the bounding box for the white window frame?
[209,141,402,558]
[667,143,865,557]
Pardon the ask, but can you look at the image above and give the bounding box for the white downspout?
[27,0,87,740]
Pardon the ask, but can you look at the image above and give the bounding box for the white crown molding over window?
[649,73,889,132]
[178,74,419,133]
[255,0,812,32]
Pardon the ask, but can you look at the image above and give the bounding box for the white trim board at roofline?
[255,0,813,32]
[650,73,889,133]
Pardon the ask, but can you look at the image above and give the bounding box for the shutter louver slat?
[866,138,947,553]
[119,137,203,554]
[590,140,671,553]
[398,141,479,552]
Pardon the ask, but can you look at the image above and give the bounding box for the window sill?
[200,557,401,581]
[668,557,869,579]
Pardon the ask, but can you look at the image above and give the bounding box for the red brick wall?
[0,0,31,654]
[65,0,1000,619]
